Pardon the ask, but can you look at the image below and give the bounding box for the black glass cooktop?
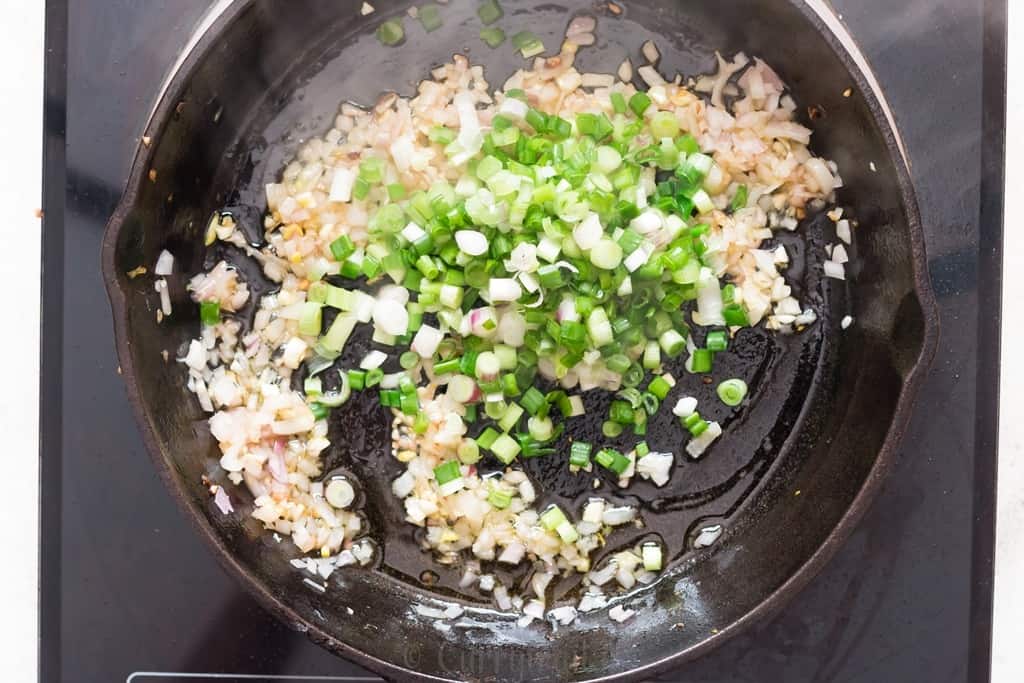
[40,0,1004,681]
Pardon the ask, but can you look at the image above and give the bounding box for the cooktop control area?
[41,0,1000,681]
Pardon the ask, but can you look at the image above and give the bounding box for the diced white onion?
[602,506,636,526]
[328,167,356,202]
[609,605,635,623]
[494,584,512,610]
[581,73,615,88]
[154,250,175,275]
[618,59,633,81]
[392,471,415,498]
[672,396,698,417]
[635,451,673,486]
[805,158,836,193]
[638,65,666,87]
[694,524,724,548]
[836,219,852,244]
[498,542,526,564]
[547,605,577,626]
[823,261,846,280]
[360,350,388,370]
[641,40,660,63]
[577,592,608,612]
[156,279,172,316]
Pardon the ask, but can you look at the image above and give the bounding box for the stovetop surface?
[40,0,1003,681]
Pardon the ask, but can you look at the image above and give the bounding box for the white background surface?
[0,1,1017,681]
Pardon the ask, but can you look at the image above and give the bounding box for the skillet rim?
[99,1,941,679]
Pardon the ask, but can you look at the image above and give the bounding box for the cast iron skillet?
[101,0,939,680]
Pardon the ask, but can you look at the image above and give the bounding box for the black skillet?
[101,0,939,680]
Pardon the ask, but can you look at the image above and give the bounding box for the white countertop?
[0,2,1018,681]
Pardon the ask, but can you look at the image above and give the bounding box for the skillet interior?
[102,0,936,679]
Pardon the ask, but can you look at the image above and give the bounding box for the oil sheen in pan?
[198,194,838,607]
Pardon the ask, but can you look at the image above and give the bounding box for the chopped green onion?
[330,235,356,261]
[730,184,748,212]
[488,488,513,509]
[352,176,370,200]
[199,300,220,326]
[480,27,505,47]
[434,358,460,375]
[723,303,750,327]
[629,92,651,116]
[498,402,525,432]
[348,369,366,390]
[378,18,405,45]
[540,504,568,531]
[428,126,456,145]
[477,427,500,449]
[434,460,462,485]
[642,542,662,571]
[387,183,407,201]
[717,378,748,407]
[458,439,481,464]
[569,440,592,467]
[609,400,635,425]
[317,375,349,407]
[359,156,385,184]
[490,433,521,463]
[477,0,503,24]
[376,18,405,46]
[527,415,553,441]
[647,374,673,400]
[658,329,686,357]
[635,441,650,457]
[511,31,544,58]
[690,348,713,373]
[417,4,443,32]
[521,387,547,416]
[650,111,680,139]
[706,330,728,352]
[365,367,384,387]
[304,376,323,397]
[602,420,624,437]
[307,281,328,304]
[298,302,323,336]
